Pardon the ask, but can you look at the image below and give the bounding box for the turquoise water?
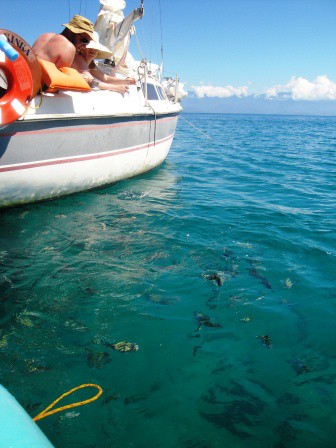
[0,113,335,447]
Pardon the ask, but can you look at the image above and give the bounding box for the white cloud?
[192,84,249,99]
[265,76,336,101]
[190,76,336,101]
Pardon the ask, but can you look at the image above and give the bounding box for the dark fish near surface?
[85,287,97,295]
[124,393,148,405]
[194,312,222,330]
[86,350,111,368]
[206,289,220,309]
[24,402,42,413]
[203,272,223,287]
[208,274,223,287]
[102,394,120,404]
[157,297,180,305]
[193,345,202,357]
[277,393,300,405]
[223,249,233,259]
[291,359,310,375]
[257,335,272,348]
[187,331,201,338]
[25,360,51,374]
[261,277,272,289]
[203,320,222,328]
[248,268,272,290]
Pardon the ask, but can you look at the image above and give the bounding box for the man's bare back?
[32,33,76,68]
[32,15,94,68]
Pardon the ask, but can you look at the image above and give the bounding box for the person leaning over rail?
[32,15,95,68]
[72,31,136,94]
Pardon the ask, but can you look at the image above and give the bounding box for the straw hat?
[62,15,95,39]
[86,31,113,59]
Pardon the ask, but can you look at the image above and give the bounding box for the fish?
[204,273,223,287]
[208,274,223,286]
[102,394,120,404]
[257,335,272,348]
[25,360,51,374]
[291,359,310,375]
[24,402,42,413]
[85,287,96,295]
[194,312,222,330]
[203,320,222,328]
[86,351,111,368]
[261,277,272,289]
[187,331,201,338]
[110,341,139,352]
[283,278,294,289]
[193,345,202,357]
[223,249,233,258]
[248,268,272,290]
[124,393,148,405]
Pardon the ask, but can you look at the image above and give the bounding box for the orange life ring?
[0,29,41,99]
[0,50,33,126]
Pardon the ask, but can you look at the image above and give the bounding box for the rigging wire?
[79,0,83,15]
[139,12,148,61]
[134,28,145,61]
[158,0,164,64]
[68,0,71,21]
[152,1,161,65]
[150,6,154,64]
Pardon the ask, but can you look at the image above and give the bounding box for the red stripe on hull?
[0,133,174,173]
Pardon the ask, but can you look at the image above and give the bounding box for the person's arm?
[91,79,129,94]
[104,75,136,85]
[89,66,136,85]
[73,58,129,93]
[88,67,108,83]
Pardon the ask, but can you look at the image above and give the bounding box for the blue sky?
[2,0,336,112]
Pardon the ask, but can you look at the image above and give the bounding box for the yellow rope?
[22,85,44,118]
[27,90,44,110]
[33,383,103,422]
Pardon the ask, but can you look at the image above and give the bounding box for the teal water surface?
[0,114,335,448]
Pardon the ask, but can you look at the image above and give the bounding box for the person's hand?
[113,85,129,94]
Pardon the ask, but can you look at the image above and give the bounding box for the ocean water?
[0,113,335,448]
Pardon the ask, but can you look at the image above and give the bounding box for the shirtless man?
[32,15,95,68]
[72,32,136,94]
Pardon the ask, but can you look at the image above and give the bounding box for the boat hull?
[0,113,178,208]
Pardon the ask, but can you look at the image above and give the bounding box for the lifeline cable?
[179,115,213,141]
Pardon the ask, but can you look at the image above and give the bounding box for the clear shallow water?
[0,113,335,448]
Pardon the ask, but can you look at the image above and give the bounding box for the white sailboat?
[0,0,184,209]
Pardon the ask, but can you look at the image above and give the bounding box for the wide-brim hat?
[62,14,94,39]
[86,31,113,59]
